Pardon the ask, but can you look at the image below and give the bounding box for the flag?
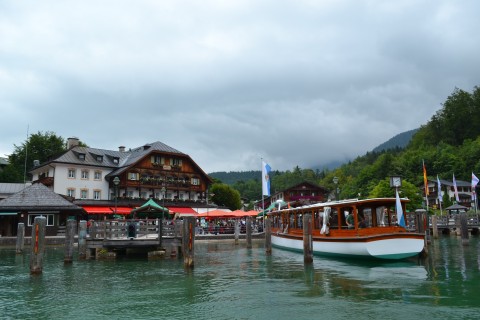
[437,175,443,202]
[423,160,429,196]
[262,161,271,196]
[472,172,479,200]
[395,189,406,227]
[453,173,460,202]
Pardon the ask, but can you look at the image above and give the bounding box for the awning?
[82,206,132,215]
[168,207,196,214]
[0,212,18,216]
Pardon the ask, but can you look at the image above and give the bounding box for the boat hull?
[271,233,424,260]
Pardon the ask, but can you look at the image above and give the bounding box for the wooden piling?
[78,220,87,260]
[460,212,469,245]
[265,217,272,255]
[234,219,240,245]
[64,219,77,264]
[182,216,195,268]
[246,216,252,249]
[303,213,313,263]
[16,223,25,254]
[431,215,438,239]
[30,216,46,275]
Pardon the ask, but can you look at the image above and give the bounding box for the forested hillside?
[372,128,419,152]
[211,86,480,210]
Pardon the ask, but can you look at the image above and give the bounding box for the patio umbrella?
[131,198,171,219]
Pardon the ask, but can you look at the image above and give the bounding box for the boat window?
[330,209,338,228]
[289,214,295,228]
[314,211,320,229]
[359,208,371,228]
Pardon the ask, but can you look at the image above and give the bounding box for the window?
[129,172,139,180]
[78,153,85,160]
[67,188,75,197]
[127,191,134,198]
[93,190,101,200]
[191,178,200,186]
[96,155,103,162]
[94,171,102,180]
[81,170,89,179]
[80,189,88,199]
[113,157,119,164]
[151,155,165,165]
[68,169,76,179]
[172,158,182,166]
[28,214,54,226]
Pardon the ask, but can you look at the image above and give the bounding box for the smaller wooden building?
[0,183,84,236]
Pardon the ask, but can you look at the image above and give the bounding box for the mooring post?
[64,219,77,264]
[16,223,25,254]
[460,212,469,245]
[234,219,240,245]
[182,216,195,268]
[246,216,252,249]
[78,220,87,260]
[303,213,313,263]
[431,215,438,239]
[265,217,272,255]
[30,216,47,275]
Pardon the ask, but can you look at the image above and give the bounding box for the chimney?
[119,146,126,152]
[67,137,79,149]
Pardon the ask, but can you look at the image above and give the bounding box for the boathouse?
[0,183,84,236]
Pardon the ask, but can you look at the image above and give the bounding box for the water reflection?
[0,237,479,319]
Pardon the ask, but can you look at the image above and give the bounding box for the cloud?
[1,0,479,173]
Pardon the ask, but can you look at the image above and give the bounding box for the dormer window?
[113,157,119,164]
[96,155,103,162]
[78,153,86,160]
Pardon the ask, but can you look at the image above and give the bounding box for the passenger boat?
[269,197,425,260]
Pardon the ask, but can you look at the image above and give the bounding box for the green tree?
[210,183,242,211]
[369,179,423,212]
[0,131,67,183]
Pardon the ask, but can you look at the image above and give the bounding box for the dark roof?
[0,183,83,212]
[429,178,470,187]
[31,141,185,175]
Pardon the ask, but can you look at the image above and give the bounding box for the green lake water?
[1,236,479,320]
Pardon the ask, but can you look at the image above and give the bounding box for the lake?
[1,236,479,320]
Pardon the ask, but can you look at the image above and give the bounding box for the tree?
[210,183,242,211]
[369,179,423,212]
[0,131,67,183]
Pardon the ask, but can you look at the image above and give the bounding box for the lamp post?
[113,176,120,217]
[160,186,166,248]
[333,176,339,201]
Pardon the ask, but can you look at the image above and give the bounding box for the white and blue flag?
[262,161,271,196]
[396,189,406,227]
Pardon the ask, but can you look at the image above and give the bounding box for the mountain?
[372,128,419,152]
[209,129,420,184]
[208,171,260,185]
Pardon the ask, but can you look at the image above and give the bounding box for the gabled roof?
[284,181,329,192]
[31,141,184,172]
[30,140,212,184]
[0,183,83,212]
[428,178,471,187]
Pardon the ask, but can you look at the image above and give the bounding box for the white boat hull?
[271,234,424,260]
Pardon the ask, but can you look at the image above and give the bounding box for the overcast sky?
[1,1,479,173]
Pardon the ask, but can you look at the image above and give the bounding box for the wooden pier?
[86,219,182,259]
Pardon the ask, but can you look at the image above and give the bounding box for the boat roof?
[274,197,409,213]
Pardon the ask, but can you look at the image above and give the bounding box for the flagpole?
[261,158,265,230]
[423,160,429,212]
